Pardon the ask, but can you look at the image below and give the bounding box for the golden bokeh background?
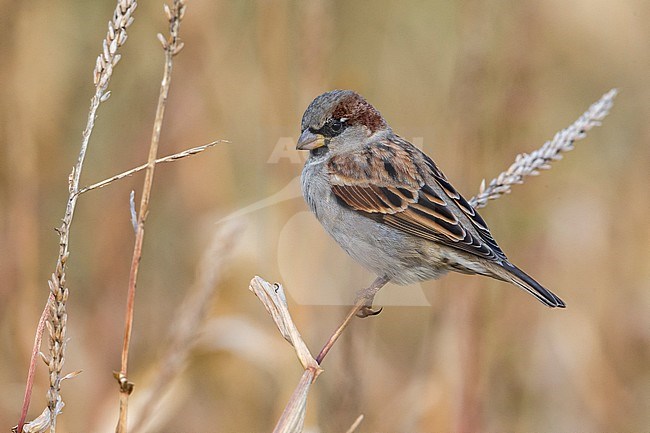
[1,0,648,431]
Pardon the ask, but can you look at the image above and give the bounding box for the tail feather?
[500,262,566,308]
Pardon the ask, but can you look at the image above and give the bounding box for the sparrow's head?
[296,90,388,154]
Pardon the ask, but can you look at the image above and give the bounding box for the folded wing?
[327,137,508,264]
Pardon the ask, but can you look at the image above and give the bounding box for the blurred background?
[1,0,648,431]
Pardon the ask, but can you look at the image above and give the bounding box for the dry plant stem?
[273,370,318,433]
[41,86,98,433]
[77,141,223,195]
[315,300,364,364]
[15,2,138,432]
[249,277,322,433]
[316,275,389,364]
[469,89,618,209]
[115,2,185,432]
[344,415,365,433]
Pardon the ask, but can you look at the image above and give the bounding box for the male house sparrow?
[297,90,565,316]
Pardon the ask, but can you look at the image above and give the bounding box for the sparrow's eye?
[318,118,346,138]
[329,118,344,133]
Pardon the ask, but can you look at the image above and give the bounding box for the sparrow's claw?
[353,275,390,318]
[356,305,383,318]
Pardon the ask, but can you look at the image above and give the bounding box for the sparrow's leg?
[355,275,390,318]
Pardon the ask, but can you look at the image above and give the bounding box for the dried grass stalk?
[115,1,186,432]
[249,277,322,373]
[344,415,365,433]
[15,399,63,433]
[249,277,323,433]
[77,140,225,195]
[469,89,618,209]
[273,370,315,433]
[17,2,138,432]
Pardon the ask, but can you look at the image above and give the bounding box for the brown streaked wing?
[331,178,502,261]
[331,184,413,214]
[326,138,509,263]
[420,153,508,261]
[326,147,467,246]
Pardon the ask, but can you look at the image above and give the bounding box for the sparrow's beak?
[296,129,325,150]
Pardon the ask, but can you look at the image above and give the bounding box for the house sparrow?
[297,90,565,316]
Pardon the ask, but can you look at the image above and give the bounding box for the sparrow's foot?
[353,275,390,319]
[356,305,383,318]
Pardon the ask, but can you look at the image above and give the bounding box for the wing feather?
[327,138,509,264]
